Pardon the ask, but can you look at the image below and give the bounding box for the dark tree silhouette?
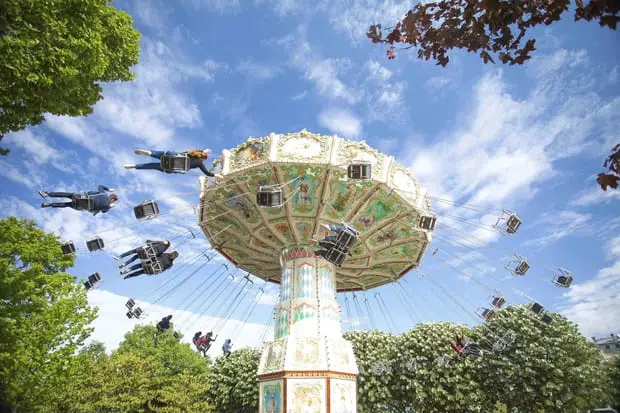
[598,143,620,191]
[367,0,619,66]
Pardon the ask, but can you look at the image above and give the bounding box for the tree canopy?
[0,0,140,153]
[367,0,619,66]
[0,217,97,412]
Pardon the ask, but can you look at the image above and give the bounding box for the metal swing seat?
[540,313,553,324]
[83,272,101,290]
[86,237,105,252]
[492,330,516,353]
[136,243,158,260]
[494,209,522,235]
[505,254,529,276]
[134,200,159,220]
[160,153,191,173]
[61,241,76,255]
[142,257,164,275]
[126,305,144,319]
[125,298,136,310]
[419,215,437,231]
[322,245,349,267]
[334,223,360,250]
[256,185,284,208]
[491,295,506,309]
[529,302,545,316]
[347,160,372,180]
[72,194,94,211]
[552,268,573,288]
[477,307,495,320]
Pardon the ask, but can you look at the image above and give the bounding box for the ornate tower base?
[258,247,358,413]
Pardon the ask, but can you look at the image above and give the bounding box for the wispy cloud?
[318,107,362,138]
[524,210,592,248]
[561,235,620,337]
[408,49,619,219]
[236,59,283,80]
[278,30,360,104]
[570,185,620,207]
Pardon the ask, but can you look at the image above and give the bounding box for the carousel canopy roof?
[198,130,433,292]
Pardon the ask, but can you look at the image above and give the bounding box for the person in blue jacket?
[124,148,221,176]
[38,185,118,216]
[222,338,233,357]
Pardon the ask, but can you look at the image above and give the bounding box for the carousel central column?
[258,246,358,413]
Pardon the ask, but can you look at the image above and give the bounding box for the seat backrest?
[61,242,76,254]
[161,154,190,171]
[86,238,104,251]
[73,197,93,211]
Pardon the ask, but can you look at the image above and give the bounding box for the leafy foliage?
[395,323,489,412]
[474,306,610,412]
[0,217,97,412]
[606,354,620,410]
[51,326,214,413]
[207,348,261,413]
[344,330,399,412]
[367,0,619,66]
[0,0,140,152]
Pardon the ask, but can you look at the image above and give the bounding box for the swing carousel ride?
[55,130,575,413]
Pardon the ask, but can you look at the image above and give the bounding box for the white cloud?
[86,288,270,352]
[366,60,392,82]
[291,91,308,101]
[318,108,363,138]
[562,235,620,338]
[47,38,226,151]
[236,59,283,80]
[183,0,242,13]
[4,129,63,165]
[0,161,44,189]
[327,0,411,42]
[279,32,360,104]
[406,49,619,247]
[570,185,620,207]
[524,210,591,248]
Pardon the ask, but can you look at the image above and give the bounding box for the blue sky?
[1,0,619,352]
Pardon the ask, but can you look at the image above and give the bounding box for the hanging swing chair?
[60,241,76,255]
[552,268,573,288]
[419,214,437,231]
[134,200,160,220]
[505,254,529,276]
[86,237,105,252]
[256,185,284,208]
[83,272,101,290]
[347,160,372,180]
[160,153,191,173]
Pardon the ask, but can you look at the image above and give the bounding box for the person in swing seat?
[121,251,179,279]
[124,148,221,177]
[114,240,171,268]
[39,185,118,215]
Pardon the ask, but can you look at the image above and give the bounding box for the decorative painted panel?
[293,303,316,323]
[276,309,289,339]
[279,166,323,215]
[230,138,269,170]
[294,337,320,368]
[295,263,316,298]
[277,130,330,163]
[330,379,356,413]
[263,340,285,372]
[321,303,340,322]
[281,268,293,302]
[319,267,335,300]
[288,379,325,413]
[261,381,283,413]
